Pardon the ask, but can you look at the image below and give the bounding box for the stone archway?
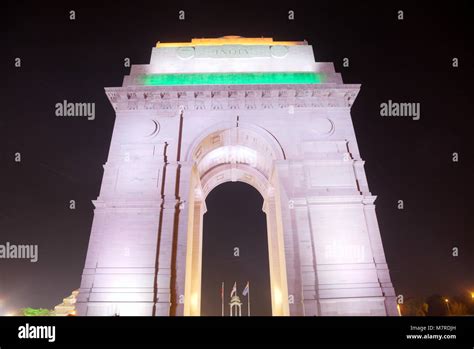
[182,124,290,316]
[76,37,398,317]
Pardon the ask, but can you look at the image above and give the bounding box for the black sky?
[1,1,473,312]
[201,183,271,316]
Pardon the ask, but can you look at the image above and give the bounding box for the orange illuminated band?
[156,36,306,48]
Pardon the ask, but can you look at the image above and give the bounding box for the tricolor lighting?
[138,72,324,86]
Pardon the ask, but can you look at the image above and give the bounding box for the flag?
[221,282,225,316]
[242,281,249,296]
[230,282,237,298]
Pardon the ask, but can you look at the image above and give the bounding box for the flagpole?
[221,282,224,317]
[248,281,251,316]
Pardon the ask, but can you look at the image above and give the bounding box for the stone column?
[363,200,398,315]
[274,162,306,316]
[173,162,193,316]
[293,200,320,316]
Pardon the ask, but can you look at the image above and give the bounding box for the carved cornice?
[105,84,360,111]
[290,194,375,206]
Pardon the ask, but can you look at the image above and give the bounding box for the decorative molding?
[288,194,380,207]
[105,84,360,111]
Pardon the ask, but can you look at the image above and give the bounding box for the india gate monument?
[75,36,398,316]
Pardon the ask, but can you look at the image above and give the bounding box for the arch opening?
[183,124,290,316]
[200,182,272,316]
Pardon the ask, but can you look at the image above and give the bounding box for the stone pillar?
[275,162,307,316]
[293,200,320,316]
[363,201,398,315]
[173,162,193,316]
[154,189,175,314]
[308,198,392,316]
[263,189,290,316]
[76,141,163,316]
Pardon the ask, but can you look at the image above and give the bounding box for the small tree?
[21,307,53,316]
[401,298,427,316]
[449,301,469,316]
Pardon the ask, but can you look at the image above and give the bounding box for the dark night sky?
[201,183,271,316]
[1,1,473,313]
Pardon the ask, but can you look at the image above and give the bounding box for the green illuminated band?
[137,72,324,86]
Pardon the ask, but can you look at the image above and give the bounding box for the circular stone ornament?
[177,47,195,59]
[310,117,334,135]
[147,120,160,137]
[270,45,289,58]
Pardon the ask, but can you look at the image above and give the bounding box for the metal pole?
[248,282,251,316]
[221,282,224,316]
